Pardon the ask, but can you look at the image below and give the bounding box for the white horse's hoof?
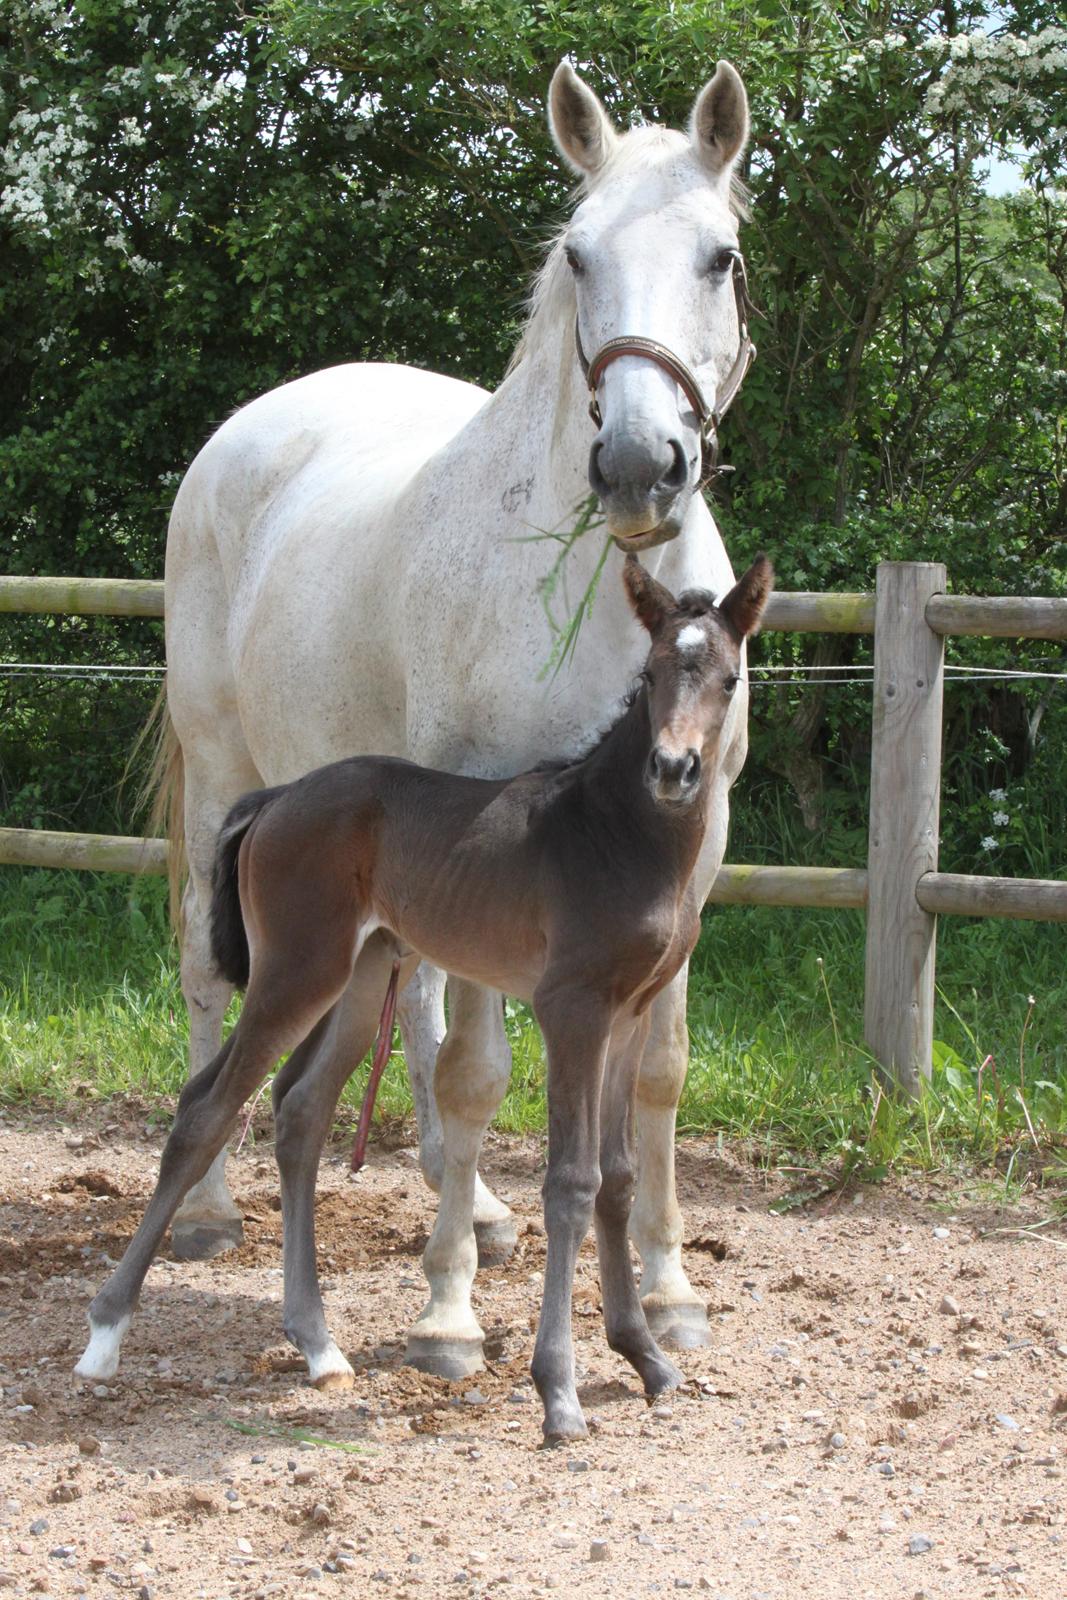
[473,1215,518,1267]
[307,1343,356,1392]
[169,1216,244,1261]
[642,1299,711,1350]
[75,1315,130,1381]
[405,1330,484,1380]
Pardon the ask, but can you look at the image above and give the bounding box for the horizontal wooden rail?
[926,594,1067,640]
[761,592,875,634]
[4,576,1066,643]
[707,864,868,909]
[0,827,167,874]
[917,871,1067,922]
[3,829,1064,928]
[0,576,165,617]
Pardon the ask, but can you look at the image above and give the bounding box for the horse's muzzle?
[589,433,695,549]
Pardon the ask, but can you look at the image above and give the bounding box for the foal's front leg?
[530,984,612,1444]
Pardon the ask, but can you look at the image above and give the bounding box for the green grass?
[1,867,1065,1187]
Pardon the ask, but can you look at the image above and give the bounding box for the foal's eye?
[564,245,584,275]
[723,673,739,695]
[708,248,736,277]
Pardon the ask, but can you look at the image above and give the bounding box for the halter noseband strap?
[574,251,756,485]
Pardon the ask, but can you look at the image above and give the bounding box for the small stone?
[48,1547,75,1560]
[938,1295,960,1316]
[462,1388,487,1406]
[589,1540,610,1563]
[554,1535,579,1550]
[236,1539,253,1555]
[292,1468,316,1485]
[828,1432,847,1451]
[224,1488,240,1502]
[876,1461,895,1478]
[310,1503,331,1526]
[77,1436,100,1456]
[932,1227,950,1240]
[92,1384,109,1399]
[296,1564,323,1580]
[297,1439,316,1451]
[29,1519,49,1536]
[567,1459,589,1473]
[188,1487,218,1512]
[908,1534,934,1556]
[995,1413,1020,1430]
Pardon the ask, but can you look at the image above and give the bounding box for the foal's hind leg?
[273,939,417,1391]
[405,979,511,1379]
[597,1016,683,1400]
[397,965,518,1266]
[75,942,357,1381]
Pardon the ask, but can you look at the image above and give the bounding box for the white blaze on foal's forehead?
[675,622,707,654]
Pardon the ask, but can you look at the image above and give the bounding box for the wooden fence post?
[863,561,947,1096]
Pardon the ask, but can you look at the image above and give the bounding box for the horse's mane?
[530,680,645,777]
[509,125,749,374]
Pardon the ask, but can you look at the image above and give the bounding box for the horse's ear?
[719,555,773,639]
[689,61,749,178]
[624,555,675,635]
[548,61,619,177]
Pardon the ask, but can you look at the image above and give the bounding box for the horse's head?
[549,62,753,551]
[624,553,772,805]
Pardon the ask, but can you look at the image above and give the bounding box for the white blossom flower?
[993,811,1011,827]
[980,836,998,851]
[989,788,1007,802]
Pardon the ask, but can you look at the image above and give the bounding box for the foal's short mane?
[509,124,749,374]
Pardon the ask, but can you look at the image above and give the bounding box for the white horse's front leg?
[405,980,512,1377]
[629,761,738,1349]
[397,963,517,1265]
[629,961,710,1348]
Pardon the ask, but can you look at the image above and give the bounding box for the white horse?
[154,59,754,1385]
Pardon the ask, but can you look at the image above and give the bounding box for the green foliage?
[1,0,1065,871]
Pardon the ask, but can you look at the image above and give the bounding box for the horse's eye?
[642,668,655,688]
[564,245,584,275]
[724,673,739,695]
[709,248,736,277]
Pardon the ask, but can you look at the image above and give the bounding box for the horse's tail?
[127,687,186,932]
[208,787,284,989]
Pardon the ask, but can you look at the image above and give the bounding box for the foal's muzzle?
[647,746,702,804]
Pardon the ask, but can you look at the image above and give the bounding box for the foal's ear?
[690,61,749,178]
[624,555,676,635]
[719,555,773,639]
[549,61,619,177]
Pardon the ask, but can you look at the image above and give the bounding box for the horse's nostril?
[658,439,689,493]
[588,439,609,498]
[647,749,663,783]
[683,750,701,786]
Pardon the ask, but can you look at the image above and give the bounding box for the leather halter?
[574,251,756,485]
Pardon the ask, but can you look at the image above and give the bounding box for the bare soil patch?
[1,1106,1066,1598]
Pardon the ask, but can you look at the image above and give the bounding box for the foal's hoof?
[645,1356,686,1398]
[405,1331,484,1381]
[542,1414,588,1446]
[474,1215,518,1267]
[74,1315,130,1382]
[642,1298,711,1350]
[170,1216,244,1261]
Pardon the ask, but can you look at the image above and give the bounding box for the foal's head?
[624,554,772,805]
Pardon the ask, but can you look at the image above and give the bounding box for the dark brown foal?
[77,553,772,1443]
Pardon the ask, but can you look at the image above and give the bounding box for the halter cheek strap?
[574,251,756,486]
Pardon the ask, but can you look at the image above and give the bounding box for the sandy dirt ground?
[1,1103,1066,1600]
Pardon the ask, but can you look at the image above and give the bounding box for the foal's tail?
[208,787,285,989]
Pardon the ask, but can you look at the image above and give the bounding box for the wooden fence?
[2,564,1066,1097]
